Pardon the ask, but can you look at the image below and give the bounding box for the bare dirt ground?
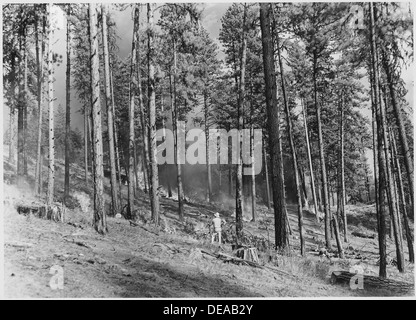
[2,153,414,298]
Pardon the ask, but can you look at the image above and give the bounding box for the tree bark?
[17,25,26,185]
[171,39,185,220]
[301,98,319,222]
[147,3,160,224]
[390,128,414,263]
[47,4,55,206]
[34,14,44,195]
[110,70,123,206]
[338,94,348,242]
[263,143,271,211]
[204,91,212,203]
[84,107,89,186]
[381,51,413,210]
[378,83,405,273]
[260,3,288,250]
[276,30,304,254]
[127,6,139,220]
[88,3,107,234]
[135,22,150,194]
[64,6,71,205]
[369,2,389,278]
[235,3,248,244]
[313,52,331,249]
[102,4,119,215]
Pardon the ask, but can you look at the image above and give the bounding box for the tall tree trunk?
[263,143,271,210]
[390,128,414,263]
[136,23,150,195]
[260,3,288,250]
[276,31,304,254]
[235,3,248,244]
[47,4,55,206]
[369,59,384,276]
[171,40,185,220]
[17,26,26,185]
[110,70,123,206]
[369,2,389,278]
[301,98,319,222]
[23,34,28,176]
[378,82,405,273]
[249,85,256,222]
[313,52,331,249]
[338,94,348,242]
[34,14,44,195]
[64,6,71,205]
[102,4,119,215]
[84,108,89,186]
[9,46,17,165]
[127,6,139,220]
[299,166,309,209]
[204,91,212,203]
[147,3,160,224]
[381,51,413,210]
[88,3,107,234]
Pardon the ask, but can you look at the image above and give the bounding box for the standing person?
[211,212,225,244]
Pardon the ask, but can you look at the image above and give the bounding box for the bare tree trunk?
[204,92,212,203]
[276,30,304,254]
[34,14,44,195]
[88,3,107,234]
[127,6,139,220]
[64,6,71,204]
[390,128,414,263]
[171,40,185,220]
[135,24,150,194]
[147,3,160,224]
[299,166,309,209]
[260,3,288,250]
[17,26,26,185]
[381,51,413,209]
[369,60,384,276]
[23,35,28,176]
[47,4,55,206]
[338,94,348,242]
[263,143,271,210]
[84,108,89,186]
[102,4,119,215]
[313,52,331,249]
[250,109,256,222]
[235,3,248,244]
[378,84,405,273]
[301,98,319,222]
[110,70,122,205]
[369,2,389,278]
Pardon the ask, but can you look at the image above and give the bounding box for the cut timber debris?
[351,231,376,239]
[201,249,298,280]
[331,271,414,295]
[236,247,259,264]
[17,203,65,222]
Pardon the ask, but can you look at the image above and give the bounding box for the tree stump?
[17,203,64,222]
[331,271,414,295]
[236,247,259,264]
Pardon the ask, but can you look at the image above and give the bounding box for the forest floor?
[2,151,415,298]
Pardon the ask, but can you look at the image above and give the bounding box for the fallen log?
[201,250,298,279]
[331,271,414,295]
[351,231,376,239]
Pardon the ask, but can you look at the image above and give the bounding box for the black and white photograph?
[1,1,415,300]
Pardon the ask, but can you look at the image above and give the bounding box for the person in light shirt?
[211,212,225,244]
